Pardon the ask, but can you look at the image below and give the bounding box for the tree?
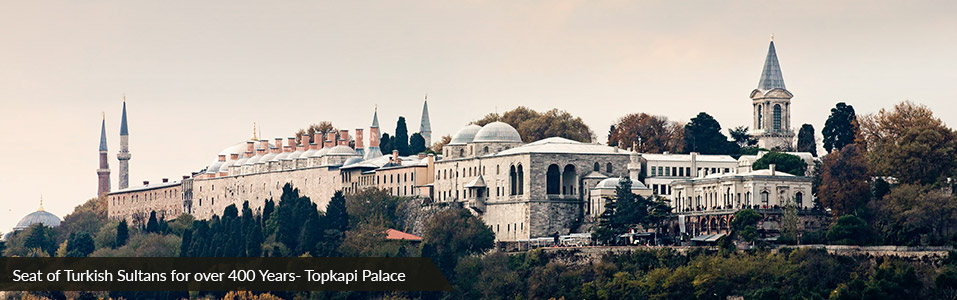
[409,133,427,154]
[684,112,738,155]
[317,191,348,257]
[116,220,129,248]
[421,209,495,275]
[822,102,859,153]
[345,188,402,229]
[431,135,452,153]
[145,211,159,233]
[474,107,594,143]
[729,126,758,148]
[731,209,762,243]
[816,144,870,216]
[294,121,336,145]
[752,152,808,176]
[607,113,685,153]
[796,124,817,156]
[65,232,95,257]
[394,116,410,156]
[380,133,393,154]
[826,215,870,245]
[859,101,957,185]
[871,184,957,246]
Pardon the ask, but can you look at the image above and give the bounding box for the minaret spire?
[97,114,111,196]
[757,37,786,90]
[39,194,44,211]
[117,96,131,189]
[371,105,379,128]
[420,95,432,147]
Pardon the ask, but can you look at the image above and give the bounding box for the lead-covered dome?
[14,209,61,231]
[473,121,521,143]
[450,124,482,145]
[594,177,648,190]
[326,145,358,156]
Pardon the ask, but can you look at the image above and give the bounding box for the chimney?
[339,130,349,146]
[370,126,380,147]
[297,145,305,151]
[143,180,149,186]
[218,154,226,162]
[690,152,698,173]
[355,128,365,150]
[287,137,296,148]
[256,148,266,155]
[770,164,776,176]
[244,151,254,158]
[392,150,400,164]
[300,134,310,147]
[324,131,335,148]
[259,140,269,151]
[312,132,322,150]
[162,178,169,183]
[274,137,282,149]
[283,145,292,153]
[246,141,255,155]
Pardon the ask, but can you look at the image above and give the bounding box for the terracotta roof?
[385,229,422,241]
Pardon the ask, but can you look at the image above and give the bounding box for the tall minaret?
[420,95,432,147]
[97,113,111,197]
[750,35,794,150]
[117,96,131,189]
[364,106,383,160]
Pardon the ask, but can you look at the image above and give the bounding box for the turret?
[420,97,432,147]
[97,114,111,196]
[117,96,131,189]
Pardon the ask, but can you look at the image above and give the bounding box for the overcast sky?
[2,1,955,234]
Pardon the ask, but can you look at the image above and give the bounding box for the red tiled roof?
[385,229,422,241]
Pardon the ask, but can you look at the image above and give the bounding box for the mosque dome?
[218,142,246,156]
[449,124,483,145]
[14,209,61,231]
[472,122,522,143]
[326,145,358,156]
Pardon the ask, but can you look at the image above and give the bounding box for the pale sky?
[2,1,956,234]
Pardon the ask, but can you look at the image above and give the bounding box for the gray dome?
[244,153,264,165]
[218,142,247,156]
[314,147,330,157]
[206,160,225,174]
[449,124,483,145]
[473,121,521,143]
[326,145,358,156]
[343,157,363,166]
[14,210,61,231]
[595,177,648,190]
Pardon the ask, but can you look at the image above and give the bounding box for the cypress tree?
[115,220,129,248]
[394,117,410,155]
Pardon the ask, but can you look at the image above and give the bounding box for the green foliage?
[830,262,922,300]
[56,196,109,242]
[593,178,670,245]
[822,102,858,153]
[871,184,957,246]
[421,209,495,275]
[65,232,95,257]
[115,220,129,248]
[380,133,393,154]
[684,112,738,155]
[827,215,870,245]
[816,144,870,217]
[752,152,808,176]
[797,123,818,156]
[475,106,595,143]
[861,101,957,185]
[345,188,403,229]
[394,116,410,156]
[729,125,758,148]
[408,132,426,154]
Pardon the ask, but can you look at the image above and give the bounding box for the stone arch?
[593,162,600,172]
[562,164,577,195]
[509,165,517,195]
[546,164,561,195]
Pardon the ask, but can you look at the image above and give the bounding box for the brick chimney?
[286,137,296,149]
[324,131,335,148]
[339,130,349,146]
[259,140,269,151]
[229,153,239,162]
[355,128,365,150]
[283,145,292,153]
[300,134,310,147]
[312,132,322,150]
[244,151,254,158]
[770,164,776,176]
[370,126,380,147]
[246,141,255,156]
[217,154,226,162]
[274,137,282,150]
[392,150,400,164]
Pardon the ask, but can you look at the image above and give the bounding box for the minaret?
[364,106,383,160]
[117,96,131,189]
[97,113,111,197]
[420,95,432,147]
[750,35,795,150]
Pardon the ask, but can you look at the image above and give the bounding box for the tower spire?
[371,105,379,128]
[757,37,786,90]
[420,96,432,147]
[117,96,131,189]
[97,114,111,196]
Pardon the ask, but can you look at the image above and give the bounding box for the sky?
[1,1,956,234]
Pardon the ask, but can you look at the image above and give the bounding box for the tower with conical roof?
[750,35,795,150]
[420,95,432,147]
[364,106,383,160]
[117,96,132,189]
[97,114,111,196]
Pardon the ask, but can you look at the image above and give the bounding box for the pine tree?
[145,211,159,233]
[115,220,129,248]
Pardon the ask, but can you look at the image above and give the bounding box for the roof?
[371,108,379,128]
[420,100,431,133]
[594,177,649,190]
[473,121,522,143]
[326,145,359,156]
[757,40,786,91]
[496,137,626,156]
[385,229,422,241]
[582,171,608,179]
[14,210,61,231]
[98,118,108,151]
[449,124,482,145]
[691,233,725,242]
[110,179,181,194]
[363,146,383,160]
[120,101,129,136]
[641,153,737,163]
[465,175,487,188]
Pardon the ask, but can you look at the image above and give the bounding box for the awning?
[691,233,726,242]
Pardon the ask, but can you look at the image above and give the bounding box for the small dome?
[449,124,483,145]
[594,177,648,190]
[257,152,278,164]
[206,160,225,174]
[326,145,358,156]
[244,153,264,165]
[473,122,521,143]
[272,152,290,162]
[314,147,330,157]
[218,142,247,156]
[343,157,363,166]
[14,210,61,231]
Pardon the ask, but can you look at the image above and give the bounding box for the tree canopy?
[684,112,738,155]
[607,113,685,153]
[394,116,410,156]
[474,106,594,143]
[816,144,870,217]
[860,101,957,185]
[797,124,817,156]
[822,102,859,153]
[752,152,808,176]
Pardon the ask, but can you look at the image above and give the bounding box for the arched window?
[795,192,803,207]
[460,149,465,157]
[761,191,769,205]
[484,146,489,154]
[517,165,524,195]
[562,165,577,195]
[593,162,600,172]
[757,104,763,129]
[546,164,561,195]
[773,104,782,131]
[606,162,613,174]
[509,166,517,196]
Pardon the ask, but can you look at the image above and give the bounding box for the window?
[757,104,763,129]
[795,192,804,206]
[761,191,769,204]
[594,162,600,172]
[606,162,613,174]
[651,166,657,176]
[517,165,524,195]
[773,104,782,131]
